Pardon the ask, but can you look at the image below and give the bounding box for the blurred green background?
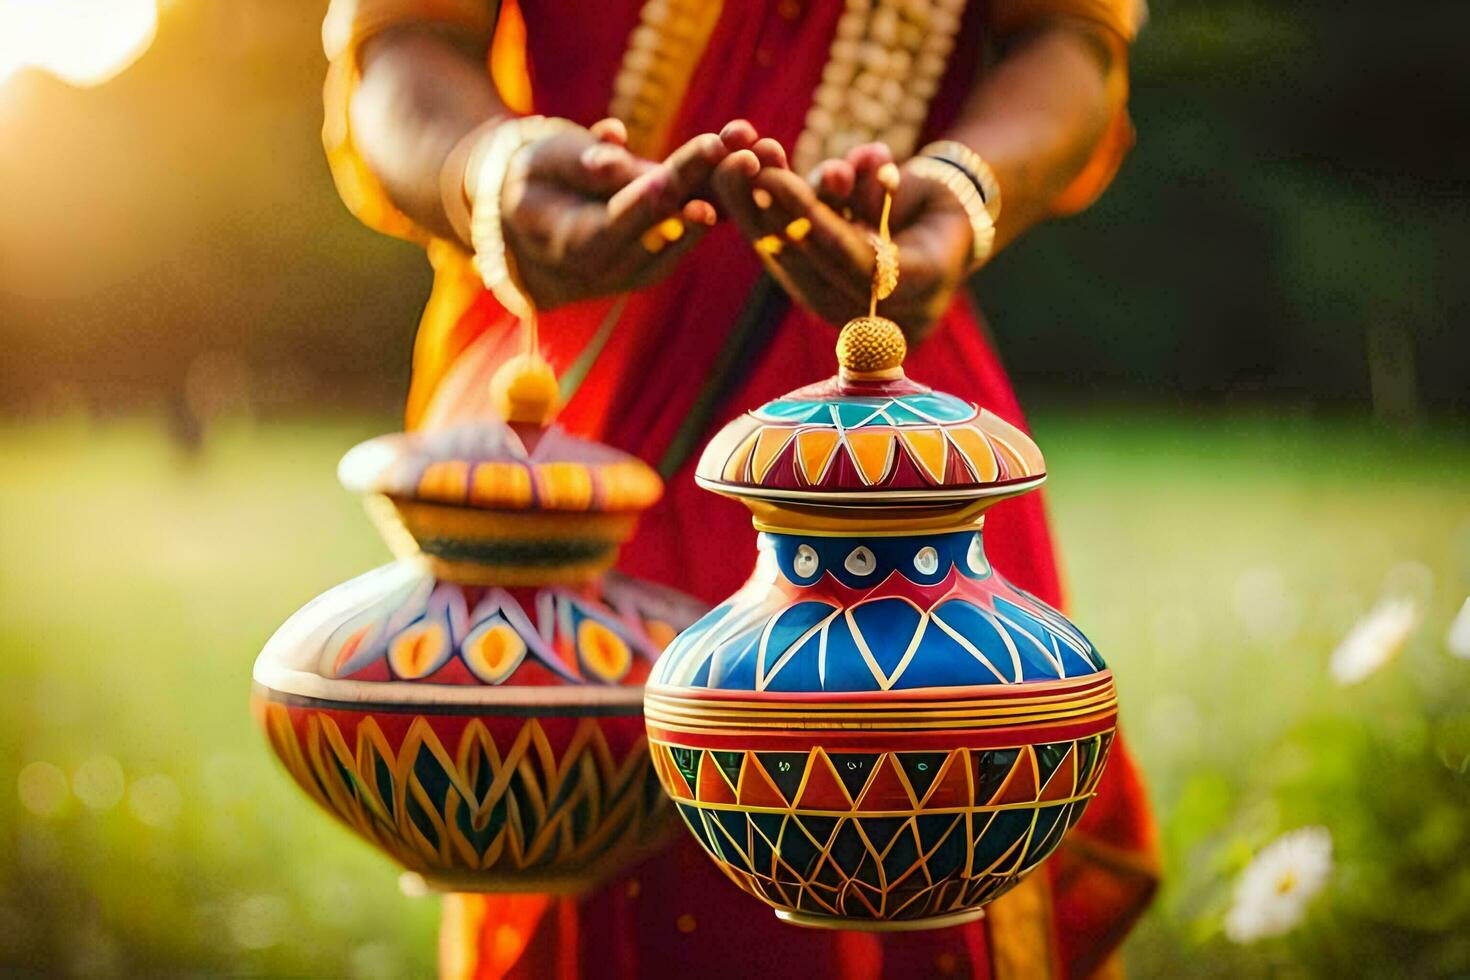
[1,1,1468,976]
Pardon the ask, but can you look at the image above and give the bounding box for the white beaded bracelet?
[467,115,578,318]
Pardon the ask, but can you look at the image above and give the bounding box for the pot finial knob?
[837,315,906,381]
[490,353,560,425]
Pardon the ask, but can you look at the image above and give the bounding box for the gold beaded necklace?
[607,0,965,169]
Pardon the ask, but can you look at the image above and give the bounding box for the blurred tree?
[986,0,1470,415]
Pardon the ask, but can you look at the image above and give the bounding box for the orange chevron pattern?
[648,733,1114,925]
[257,699,670,891]
[706,406,1046,492]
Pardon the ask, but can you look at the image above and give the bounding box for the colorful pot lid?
[339,355,662,515]
[695,317,1045,506]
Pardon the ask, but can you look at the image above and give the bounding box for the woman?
[323,0,1157,976]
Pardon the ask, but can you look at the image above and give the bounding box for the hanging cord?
[870,163,900,318]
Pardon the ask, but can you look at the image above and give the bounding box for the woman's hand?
[712,139,974,338]
[498,119,726,309]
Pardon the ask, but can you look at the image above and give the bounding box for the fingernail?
[657,217,685,243]
[752,188,773,210]
[641,169,673,207]
[686,200,718,226]
[785,217,812,242]
[581,144,620,170]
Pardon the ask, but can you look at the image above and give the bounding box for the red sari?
[323,0,1158,976]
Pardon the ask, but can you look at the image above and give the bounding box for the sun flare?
[0,0,158,89]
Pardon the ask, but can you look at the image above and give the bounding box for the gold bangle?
[905,156,995,272]
[439,116,506,248]
[918,140,1002,224]
[468,115,579,319]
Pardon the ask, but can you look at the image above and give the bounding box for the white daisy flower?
[1224,826,1333,944]
[1328,596,1420,685]
[1447,597,1470,660]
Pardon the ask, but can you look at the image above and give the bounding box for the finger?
[887,161,942,228]
[846,141,895,172]
[616,201,717,288]
[846,142,896,222]
[750,169,874,322]
[888,211,970,305]
[809,158,855,210]
[507,179,607,267]
[603,132,727,251]
[752,137,788,171]
[600,140,725,280]
[759,245,865,325]
[711,149,764,238]
[877,238,955,331]
[629,202,716,263]
[519,129,593,186]
[578,142,655,194]
[755,168,874,304]
[589,117,628,146]
[719,119,759,153]
[522,129,651,197]
[683,198,719,227]
[627,221,713,290]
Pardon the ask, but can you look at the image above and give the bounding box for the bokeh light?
[17,761,70,817]
[71,755,125,811]
[0,0,158,89]
[230,894,290,951]
[127,773,183,828]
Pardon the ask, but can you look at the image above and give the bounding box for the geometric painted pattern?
[696,386,1045,495]
[257,405,707,895]
[654,530,1106,694]
[649,733,1114,923]
[321,566,701,689]
[338,421,663,513]
[647,522,1116,925]
[257,702,670,891]
[255,558,705,893]
[653,336,1112,927]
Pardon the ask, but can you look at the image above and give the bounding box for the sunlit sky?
[0,0,158,88]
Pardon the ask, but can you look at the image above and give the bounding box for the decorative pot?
[645,318,1117,930]
[253,359,705,893]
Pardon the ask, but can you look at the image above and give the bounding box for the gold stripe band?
[640,786,1101,816]
[646,706,1115,735]
[649,681,1105,714]
[645,691,1116,724]
[644,682,1116,734]
[645,677,1112,712]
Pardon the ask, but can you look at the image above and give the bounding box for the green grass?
[1,411,1467,976]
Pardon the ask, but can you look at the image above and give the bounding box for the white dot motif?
[844,546,877,576]
[794,544,820,578]
[913,546,939,575]
[966,534,990,576]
